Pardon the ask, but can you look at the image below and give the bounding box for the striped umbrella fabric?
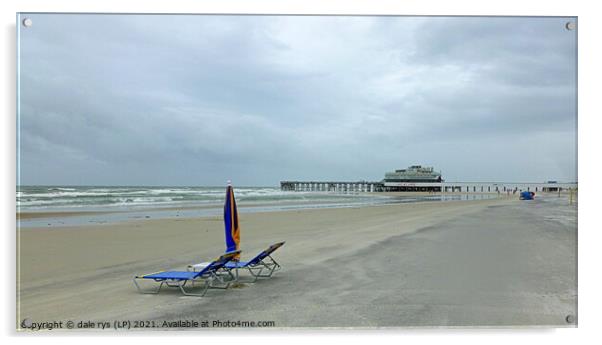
[223,182,241,261]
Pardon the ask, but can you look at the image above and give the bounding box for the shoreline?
[16,193,508,227]
[16,191,566,222]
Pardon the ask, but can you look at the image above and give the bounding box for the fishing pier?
[280,181,384,192]
[280,180,577,193]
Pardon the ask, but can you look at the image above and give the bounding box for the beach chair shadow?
[133,250,240,297]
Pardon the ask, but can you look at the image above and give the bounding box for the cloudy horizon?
[18,15,577,186]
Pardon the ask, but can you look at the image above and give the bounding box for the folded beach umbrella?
[224,181,241,261]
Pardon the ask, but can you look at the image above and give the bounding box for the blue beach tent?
[520,191,534,200]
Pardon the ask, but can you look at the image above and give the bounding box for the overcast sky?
[18,15,577,186]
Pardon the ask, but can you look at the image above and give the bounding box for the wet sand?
[17,195,576,329]
[17,211,115,220]
[16,198,395,221]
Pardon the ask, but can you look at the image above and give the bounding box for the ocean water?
[16,185,387,212]
[16,185,498,227]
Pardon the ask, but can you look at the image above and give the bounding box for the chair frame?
[189,242,285,283]
[228,253,282,283]
[133,250,240,297]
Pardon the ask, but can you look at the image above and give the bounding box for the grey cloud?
[18,15,577,186]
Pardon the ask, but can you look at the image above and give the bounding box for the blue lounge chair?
[133,250,240,297]
[189,242,285,283]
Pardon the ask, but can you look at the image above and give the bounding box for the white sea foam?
[16,186,350,211]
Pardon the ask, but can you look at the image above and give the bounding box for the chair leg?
[133,278,164,294]
[251,260,279,279]
[178,279,210,297]
[208,273,231,289]
[242,266,264,283]
[232,261,282,282]
[134,274,238,297]
[222,268,238,282]
[215,268,237,282]
[258,266,275,278]
[267,256,282,271]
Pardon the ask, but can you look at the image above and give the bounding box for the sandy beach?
[17,195,577,329]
